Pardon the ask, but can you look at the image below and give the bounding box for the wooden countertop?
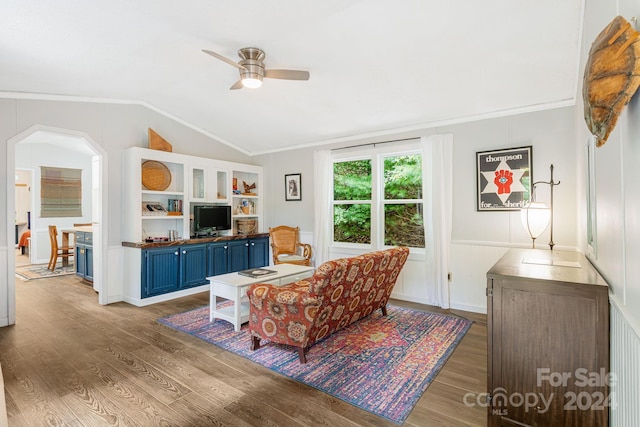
[122,232,270,249]
[487,248,608,288]
[74,226,93,233]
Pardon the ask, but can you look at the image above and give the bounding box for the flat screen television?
[193,205,231,235]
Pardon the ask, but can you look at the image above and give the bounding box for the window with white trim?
[332,142,425,249]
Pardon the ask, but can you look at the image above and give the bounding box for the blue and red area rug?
[158,304,472,424]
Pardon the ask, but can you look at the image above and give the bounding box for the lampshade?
[521,201,551,242]
[242,75,263,88]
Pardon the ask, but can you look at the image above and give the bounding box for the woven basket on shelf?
[236,219,257,234]
[141,161,171,191]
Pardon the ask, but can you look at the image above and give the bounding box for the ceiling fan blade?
[202,49,246,70]
[264,69,310,81]
[230,80,244,90]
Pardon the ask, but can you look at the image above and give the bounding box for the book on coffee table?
[238,268,277,278]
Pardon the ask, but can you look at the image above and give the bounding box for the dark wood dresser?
[486,249,609,427]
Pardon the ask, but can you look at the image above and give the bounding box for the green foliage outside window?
[384,203,424,247]
[333,160,371,200]
[384,155,424,247]
[333,154,425,248]
[384,155,422,199]
[334,204,371,244]
[333,160,372,244]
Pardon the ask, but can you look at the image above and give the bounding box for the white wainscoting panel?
[449,242,510,314]
[610,300,640,427]
[0,246,8,327]
[106,245,124,304]
[328,244,508,313]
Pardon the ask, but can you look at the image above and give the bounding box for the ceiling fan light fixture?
[203,46,309,90]
[242,75,263,88]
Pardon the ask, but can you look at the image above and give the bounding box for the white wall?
[15,142,93,263]
[254,107,578,313]
[0,98,253,325]
[0,99,581,318]
[577,3,640,425]
[577,0,640,335]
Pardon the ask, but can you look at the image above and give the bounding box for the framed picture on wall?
[476,146,532,211]
[285,173,302,201]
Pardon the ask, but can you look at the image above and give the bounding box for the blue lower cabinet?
[76,244,86,277]
[85,245,93,281]
[143,247,180,297]
[179,244,208,289]
[228,240,249,272]
[248,237,269,269]
[75,231,94,282]
[227,237,269,272]
[142,244,208,298]
[141,238,268,299]
[207,242,230,276]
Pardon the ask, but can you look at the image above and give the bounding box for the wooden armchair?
[269,225,312,266]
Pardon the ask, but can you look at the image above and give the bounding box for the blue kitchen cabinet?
[207,241,230,276]
[227,237,269,272]
[141,238,268,299]
[142,244,208,298]
[75,231,94,282]
[179,244,208,288]
[228,240,249,272]
[248,237,269,269]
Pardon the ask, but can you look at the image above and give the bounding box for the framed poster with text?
[476,146,532,211]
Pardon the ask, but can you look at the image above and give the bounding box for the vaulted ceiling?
[1,1,583,155]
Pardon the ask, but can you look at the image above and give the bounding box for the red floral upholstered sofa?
[246,246,410,363]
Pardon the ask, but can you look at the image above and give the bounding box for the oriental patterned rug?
[15,263,76,281]
[159,304,472,424]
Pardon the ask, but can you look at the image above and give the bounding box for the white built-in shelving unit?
[123,147,263,242]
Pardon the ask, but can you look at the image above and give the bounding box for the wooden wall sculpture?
[583,16,640,147]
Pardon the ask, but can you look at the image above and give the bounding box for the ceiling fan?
[202,47,310,90]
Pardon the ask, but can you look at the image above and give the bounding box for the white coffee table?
[208,263,315,331]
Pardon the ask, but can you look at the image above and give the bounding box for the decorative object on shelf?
[167,198,182,215]
[141,160,171,191]
[583,16,640,147]
[148,128,173,152]
[242,181,256,195]
[236,219,257,234]
[144,237,170,242]
[142,201,167,216]
[476,146,532,211]
[520,164,560,250]
[239,198,254,214]
[285,173,302,201]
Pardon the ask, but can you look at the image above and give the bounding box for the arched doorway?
[5,125,108,325]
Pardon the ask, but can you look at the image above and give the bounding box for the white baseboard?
[105,294,124,304]
[450,301,486,314]
[123,285,209,307]
[390,292,431,306]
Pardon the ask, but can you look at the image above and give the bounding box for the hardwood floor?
[1,273,487,426]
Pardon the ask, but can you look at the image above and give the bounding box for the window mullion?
[371,155,381,249]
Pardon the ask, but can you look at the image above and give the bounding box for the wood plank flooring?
[1,272,487,426]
